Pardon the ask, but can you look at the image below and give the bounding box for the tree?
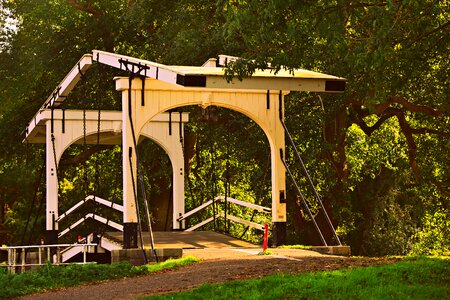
[218,0,450,253]
[0,0,231,244]
[1,0,448,255]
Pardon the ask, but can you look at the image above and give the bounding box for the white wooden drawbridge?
[22,50,345,263]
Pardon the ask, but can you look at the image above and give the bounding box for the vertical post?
[56,246,60,265]
[21,247,25,272]
[172,163,185,230]
[122,79,138,248]
[11,249,16,274]
[172,113,186,230]
[7,249,12,273]
[224,193,228,232]
[38,247,42,266]
[45,120,59,244]
[271,91,287,246]
[263,224,269,252]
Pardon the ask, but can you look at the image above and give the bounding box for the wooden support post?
[122,81,138,248]
[45,120,59,244]
[270,92,287,246]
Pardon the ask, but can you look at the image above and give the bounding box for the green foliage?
[182,107,271,241]
[278,245,312,250]
[144,257,450,300]
[259,249,272,255]
[410,209,450,256]
[0,256,199,299]
[0,0,449,257]
[138,256,199,273]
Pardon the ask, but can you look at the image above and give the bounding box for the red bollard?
[263,224,269,252]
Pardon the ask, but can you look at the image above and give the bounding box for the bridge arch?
[31,110,187,232]
[117,78,287,245]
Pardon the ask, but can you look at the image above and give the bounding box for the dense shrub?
[410,209,450,256]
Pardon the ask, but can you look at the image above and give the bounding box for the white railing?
[57,195,123,222]
[178,196,270,231]
[185,213,265,232]
[58,213,123,238]
[0,243,97,273]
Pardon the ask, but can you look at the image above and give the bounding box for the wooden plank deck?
[104,231,258,249]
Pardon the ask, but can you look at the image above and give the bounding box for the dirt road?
[18,248,397,300]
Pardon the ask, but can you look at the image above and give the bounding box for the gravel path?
[17,248,398,300]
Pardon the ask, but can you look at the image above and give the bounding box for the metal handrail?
[0,243,97,273]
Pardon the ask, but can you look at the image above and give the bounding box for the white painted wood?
[31,110,187,233]
[185,216,216,232]
[202,58,217,67]
[99,236,123,251]
[221,214,265,231]
[57,195,123,222]
[95,50,345,92]
[116,77,287,224]
[45,120,59,231]
[45,54,92,108]
[60,243,85,262]
[217,54,240,66]
[215,196,271,213]
[205,77,327,92]
[179,196,270,222]
[26,51,345,244]
[178,199,214,221]
[122,87,138,224]
[58,213,123,238]
[93,50,166,81]
[87,195,124,212]
[186,213,265,232]
[140,111,189,230]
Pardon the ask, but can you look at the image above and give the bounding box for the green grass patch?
[277,244,313,250]
[259,249,273,255]
[0,256,199,299]
[141,256,199,273]
[142,256,449,300]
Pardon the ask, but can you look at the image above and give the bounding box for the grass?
[142,256,449,300]
[259,249,273,255]
[0,256,199,299]
[277,244,313,250]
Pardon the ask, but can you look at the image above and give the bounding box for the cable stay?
[207,107,218,230]
[127,75,158,263]
[278,93,341,246]
[20,158,46,246]
[280,150,327,246]
[128,149,148,263]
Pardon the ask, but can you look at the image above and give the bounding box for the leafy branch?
[66,0,104,17]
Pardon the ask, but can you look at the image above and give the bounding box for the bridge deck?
[104,231,258,249]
